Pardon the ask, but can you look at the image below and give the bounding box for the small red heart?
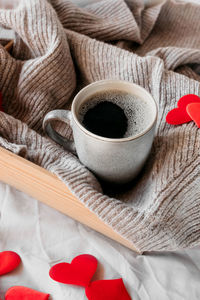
[0,251,21,276]
[5,286,49,300]
[85,278,131,300]
[49,254,98,287]
[186,103,200,128]
[166,94,200,125]
[0,92,3,112]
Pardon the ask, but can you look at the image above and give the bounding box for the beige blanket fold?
[0,0,200,252]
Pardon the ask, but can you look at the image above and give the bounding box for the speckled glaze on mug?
[43,80,158,184]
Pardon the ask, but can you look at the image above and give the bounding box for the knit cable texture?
[0,0,200,252]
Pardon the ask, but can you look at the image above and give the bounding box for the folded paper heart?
[5,286,49,300]
[49,254,98,287]
[85,279,131,300]
[50,254,132,299]
[166,94,200,125]
[186,103,200,128]
[0,251,21,276]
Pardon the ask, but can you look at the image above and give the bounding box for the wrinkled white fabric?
[0,182,200,300]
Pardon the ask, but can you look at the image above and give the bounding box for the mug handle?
[43,110,76,154]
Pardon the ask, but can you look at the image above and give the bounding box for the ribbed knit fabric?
[0,0,200,252]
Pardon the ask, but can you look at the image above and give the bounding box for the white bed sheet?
[0,182,200,300]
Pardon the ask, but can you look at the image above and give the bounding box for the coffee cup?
[43,80,157,184]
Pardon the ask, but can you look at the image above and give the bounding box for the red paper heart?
[5,286,49,300]
[0,92,3,111]
[186,103,200,128]
[49,254,98,287]
[166,94,200,125]
[85,279,131,300]
[0,251,21,276]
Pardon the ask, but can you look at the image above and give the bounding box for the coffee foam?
[78,90,154,138]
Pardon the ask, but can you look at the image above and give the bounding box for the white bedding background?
[1,182,200,300]
[1,0,200,299]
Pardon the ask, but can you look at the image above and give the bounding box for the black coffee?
[78,90,152,139]
[82,101,127,138]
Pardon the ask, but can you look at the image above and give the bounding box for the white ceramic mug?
[43,80,157,184]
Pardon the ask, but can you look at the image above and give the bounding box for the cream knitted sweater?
[0,0,200,252]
